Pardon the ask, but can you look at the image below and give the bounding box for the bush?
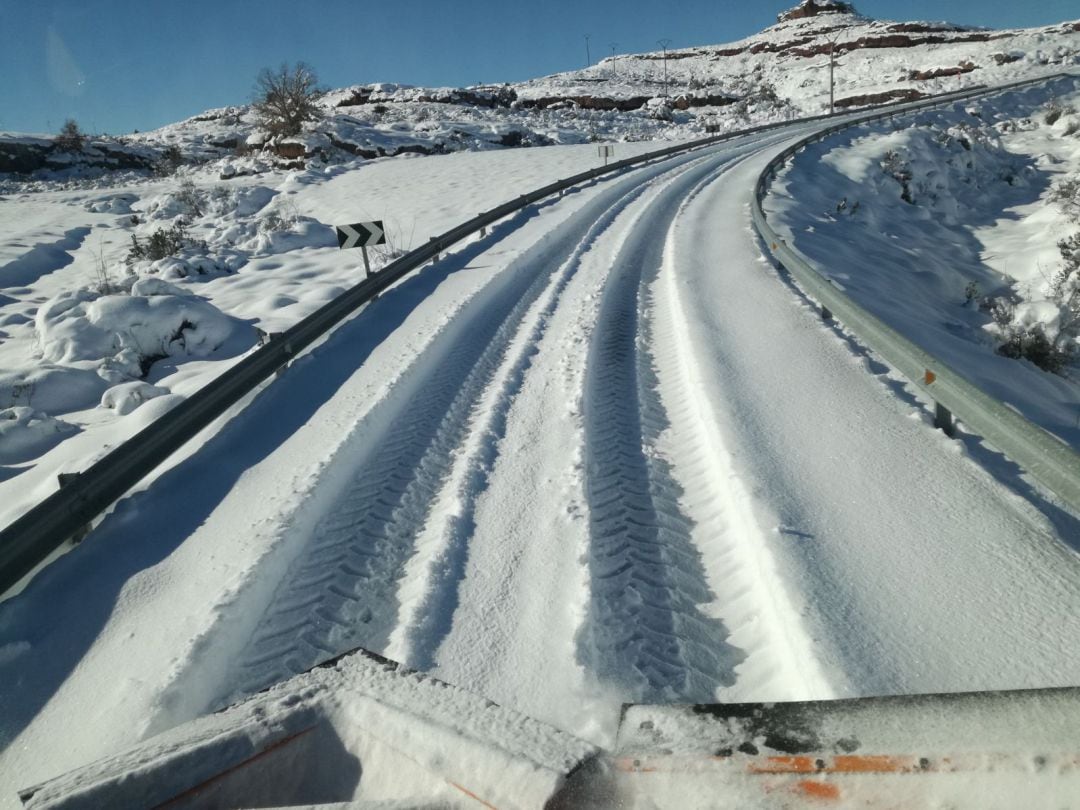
[253,62,324,138]
[988,286,1074,374]
[1050,234,1080,352]
[55,118,85,152]
[1043,100,1076,127]
[175,179,203,218]
[1050,175,1080,223]
[996,324,1067,373]
[126,220,204,267]
[156,144,184,175]
[881,150,914,204]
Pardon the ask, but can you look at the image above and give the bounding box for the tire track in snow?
[580,155,748,702]
[387,173,669,671]
[646,173,836,702]
[227,152,716,699]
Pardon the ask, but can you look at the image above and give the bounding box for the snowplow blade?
[18,656,1080,810]
[17,647,598,810]
[610,686,1080,808]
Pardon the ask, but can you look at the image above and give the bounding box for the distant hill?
[3,0,1078,181]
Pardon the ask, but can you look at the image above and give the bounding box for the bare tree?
[252,62,324,138]
[55,118,85,152]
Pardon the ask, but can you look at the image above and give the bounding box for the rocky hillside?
[2,0,1077,182]
[519,0,1080,112]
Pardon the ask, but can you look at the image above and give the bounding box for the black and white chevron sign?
[336,221,386,249]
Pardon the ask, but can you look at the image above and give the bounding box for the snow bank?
[83,194,136,214]
[0,366,108,414]
[768,76,1080,446]
[0,407,77,464]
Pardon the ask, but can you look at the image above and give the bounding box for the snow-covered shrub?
[987,292,1062,372]
[875,122,1029,221]
[1044,99,1069,126]
[131,252,242,281]
[260,196,301,232]
[204,185,275,218]
[1049,174,1080,223]
[644,98,675,122]
[880,150,914,203]
[83,194,136,214]
[35,287,250,380]
[100,381,170,416]
[989,253,1080,378]
[1050,233,1080,351]
[156,144,184,175]
[175,179,203,217]
[130,277,192,297]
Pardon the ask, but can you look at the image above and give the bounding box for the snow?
[1,6,1080,807]
[0,408,76,465]
[36,288,251,377]
[100,381,170,416]
[18,648,597,809]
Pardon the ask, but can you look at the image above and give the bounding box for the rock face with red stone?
[778,0,856,23]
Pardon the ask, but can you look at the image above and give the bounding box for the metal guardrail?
[751,71,1080,514]
[3,75,1072,597]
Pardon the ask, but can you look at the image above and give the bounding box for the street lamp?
[657,38,672,97]
[585,34,591,68]
[610,42,618,78]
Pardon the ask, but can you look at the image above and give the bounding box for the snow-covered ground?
[0,140,681,532]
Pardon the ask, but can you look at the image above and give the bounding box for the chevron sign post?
[336,221,386,276]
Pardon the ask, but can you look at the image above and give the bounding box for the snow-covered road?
[3,123,1080,801]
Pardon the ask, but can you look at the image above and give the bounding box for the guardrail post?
[56,473,91,544]
[256,329,281,348]
[934,402,955,437]
[256,331,290,377]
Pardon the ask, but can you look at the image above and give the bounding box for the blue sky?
[1,0,1077,135]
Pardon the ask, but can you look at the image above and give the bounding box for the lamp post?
[657,38,672,97]
[610,42,618,78]
[585,34,591,68]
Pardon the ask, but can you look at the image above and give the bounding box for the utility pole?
[826,32,841,115]
[585,34,591,68]
[657,38,672,97]
[610,42,618,78]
